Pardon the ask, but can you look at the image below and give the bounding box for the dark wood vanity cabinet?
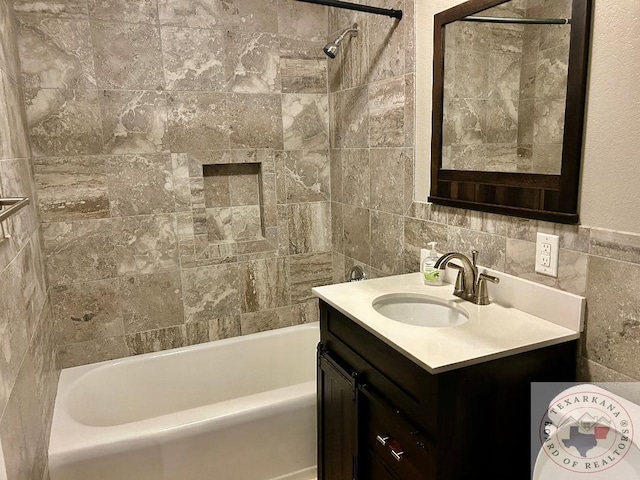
[317,300,577,480]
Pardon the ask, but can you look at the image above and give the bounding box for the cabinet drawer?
[361,386,435,480]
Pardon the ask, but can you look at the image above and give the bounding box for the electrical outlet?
[535,233,559,277]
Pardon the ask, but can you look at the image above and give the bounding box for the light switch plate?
[535,232,559,277]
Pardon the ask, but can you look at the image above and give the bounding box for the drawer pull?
[376,434,390,446]
[388,439,405,462]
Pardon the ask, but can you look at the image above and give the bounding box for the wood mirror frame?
[429,0,592,224]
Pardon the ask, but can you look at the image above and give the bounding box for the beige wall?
[416,0,640,233]
[0,0,58,478]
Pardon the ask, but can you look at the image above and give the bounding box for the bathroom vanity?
[313,272,584,480]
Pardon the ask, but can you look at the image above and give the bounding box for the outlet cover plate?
[535,232,559,277]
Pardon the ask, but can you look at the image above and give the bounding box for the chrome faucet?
[434,250,500,305]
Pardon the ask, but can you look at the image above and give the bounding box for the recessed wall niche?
[172,150,278,268]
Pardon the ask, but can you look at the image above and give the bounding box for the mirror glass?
[442,0,572,175]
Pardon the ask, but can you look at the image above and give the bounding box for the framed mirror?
[429,0,592,224]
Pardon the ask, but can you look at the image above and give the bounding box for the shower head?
[323,24,358,59]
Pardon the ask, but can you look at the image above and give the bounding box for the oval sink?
[372,293,469,328]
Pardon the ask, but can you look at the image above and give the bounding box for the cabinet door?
[318,348,359,480]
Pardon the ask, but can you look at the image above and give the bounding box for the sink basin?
[372,293,469,328]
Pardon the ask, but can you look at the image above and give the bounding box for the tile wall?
[13,0,333,367]
[329,0,640,383]
[0,0,58,478]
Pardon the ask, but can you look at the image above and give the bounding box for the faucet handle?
[475,273,500,306]
[471,249,478,267]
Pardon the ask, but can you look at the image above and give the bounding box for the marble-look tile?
[282,94,329,150]
[578,357,640,383]
[532,144,562,175]
[25,88,102,157]
[343,204,370,265]
[231,205,263,241]
[538,222,590,253]
[228,93,283,149]
[206,208,233,242]
[485,100,518,144]
[277,205,289,255]
[369,77,404,147]
[403,218,448,273]
[557,249,588,296]
[114,214,179,275]
[239,257,288,313]
[370,211,403,275]
[590,228,640,263]
[106,154,175,217]
[280,38,327,94]
[331,201,343,254]
[17,235,48,338]
[34,156,109,221]
[181,264,240,324]
[448,209,509,236]
[227,164,260,206]
[488,51,521,101]
[43,219,116,284]
[584,256,640,380]
[287,202,331,254]
[91,21,164,90]
[329,149,342,203]
[0,74,30,161]
[341,148,369,208]
[287,252,332,304]
[284,150,330,203]
[404,74,415,147]
[0,256,30,415]
[161,26,226,91]
[166,92,229,152]
[158,0,222,28]
[484,144,518,173]
[404,0,415,73]
[203,171,230,208]
[185,321,209,345]
[57,336,129,368]
[533,98,565,144]
[442,98,485,147]
[370,148,405,214]
[0,0,21,82]
[50,278,123,344]
[332,251,346,284]
[449,226,506,271]
[100,90,167,154]
[0,355,41,480]
[120,272,184,333]
[221,0,278,33]
[227,32,280,94]
[277,0,326,41]
[88,0,158,24]
[240,308,291,335]
[367,7,404,82]
[505,238,556,287]
[13,0,89,18]
[505,216,538,242]
[126,325,187,355]
[16,16,95,89]
[333,86,368,148]
[208,315,241,341]
[536,44,569,99]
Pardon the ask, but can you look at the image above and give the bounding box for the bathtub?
[49,323,319,480]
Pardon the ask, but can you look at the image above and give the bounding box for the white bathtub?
[49,323,319,480]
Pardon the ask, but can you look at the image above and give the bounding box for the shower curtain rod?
[461,15,570,25]
[296,0,402,20]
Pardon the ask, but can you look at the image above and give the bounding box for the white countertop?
[312,272,582,374]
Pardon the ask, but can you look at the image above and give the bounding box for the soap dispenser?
[421,242,443,286]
